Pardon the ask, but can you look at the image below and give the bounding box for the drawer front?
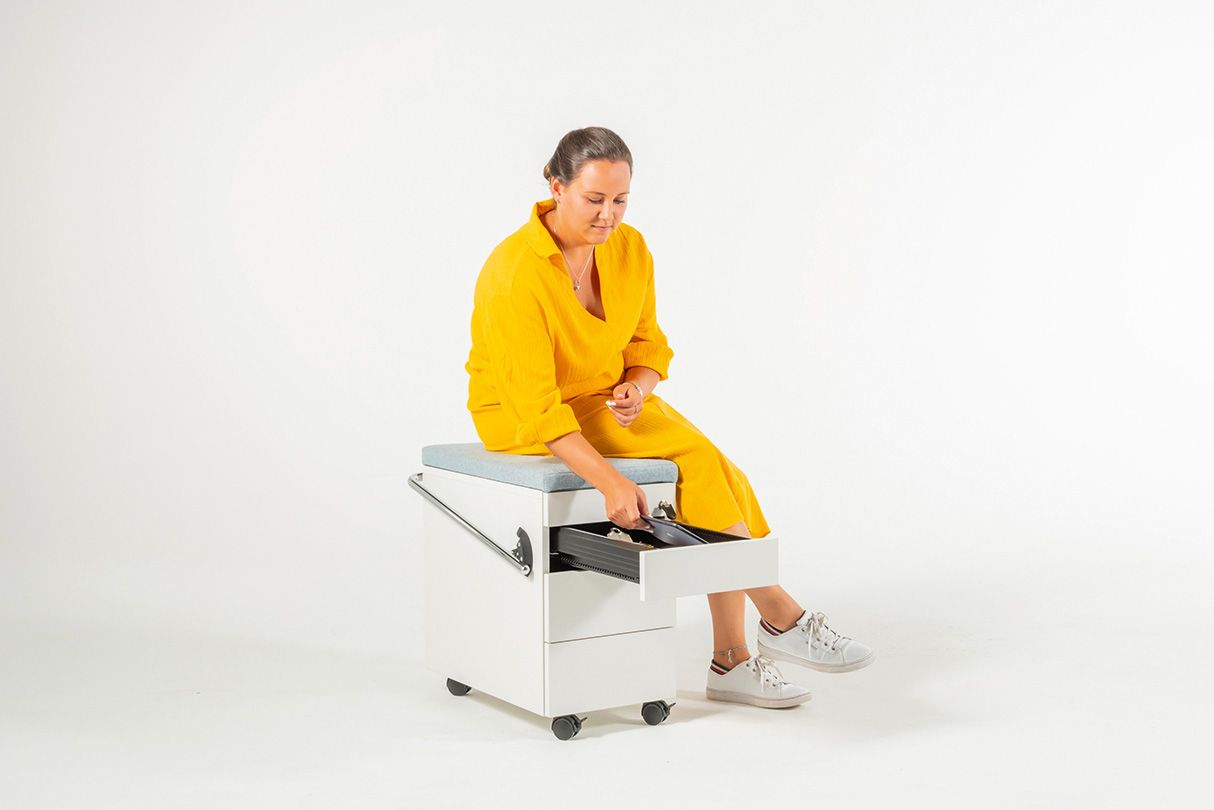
[544,628,676,717]
[552,520,781,602]
[544,483,676,528]
[545,570,674,642]
[640,535,778,600]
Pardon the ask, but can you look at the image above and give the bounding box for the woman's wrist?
[623,366,660,399]
[604,470,636,495]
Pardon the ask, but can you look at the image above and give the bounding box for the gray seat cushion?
[421,442,679,492]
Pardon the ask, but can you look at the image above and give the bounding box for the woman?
[464,127,873,708]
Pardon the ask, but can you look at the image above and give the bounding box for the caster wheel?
[641,700,673,725]
[551,714,583,740]
[446,678,471,696]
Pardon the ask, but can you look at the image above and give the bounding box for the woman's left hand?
[606,382,644,427]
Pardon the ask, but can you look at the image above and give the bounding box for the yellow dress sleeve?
[484,283,582,446]
[621,238,675,381]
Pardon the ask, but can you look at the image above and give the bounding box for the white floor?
[3,540,1209,810]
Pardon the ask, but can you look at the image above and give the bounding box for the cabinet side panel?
[421,467,545,715]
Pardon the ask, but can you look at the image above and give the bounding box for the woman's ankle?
[711,643,751,671]
[761,607,806,633]
[711,653,752,671]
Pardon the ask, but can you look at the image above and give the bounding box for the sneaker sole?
[757,641,876,674]
[705,687,813,708]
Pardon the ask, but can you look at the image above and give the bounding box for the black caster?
[551,714,584,740]
[446,678,471,696]
[641,700,674,725]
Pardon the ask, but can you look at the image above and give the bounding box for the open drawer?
[550,520,779,601]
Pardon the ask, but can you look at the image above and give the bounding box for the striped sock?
[761,610,806,635]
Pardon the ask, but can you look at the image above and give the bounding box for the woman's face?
[551,159,631,245]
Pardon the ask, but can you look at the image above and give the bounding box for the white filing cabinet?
[412,444,779,740]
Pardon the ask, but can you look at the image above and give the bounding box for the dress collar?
[525,198,563,259]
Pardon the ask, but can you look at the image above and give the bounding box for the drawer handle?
[408,472,533,577]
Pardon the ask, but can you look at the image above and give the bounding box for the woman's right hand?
[604,477,650,530]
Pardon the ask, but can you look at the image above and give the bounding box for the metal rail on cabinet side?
[408,472,533,577]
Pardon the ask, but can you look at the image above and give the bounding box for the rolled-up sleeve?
[621,240,675,381]
[484,284,582,446]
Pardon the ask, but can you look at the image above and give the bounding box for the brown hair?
[542,127,633,186]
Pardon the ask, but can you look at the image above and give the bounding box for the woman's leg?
[712,519,806,666]
[707,590,749,668]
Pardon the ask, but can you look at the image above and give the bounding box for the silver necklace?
[551,216,594,291]
[560,243,593,291]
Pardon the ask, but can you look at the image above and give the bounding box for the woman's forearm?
[545,430,629,492]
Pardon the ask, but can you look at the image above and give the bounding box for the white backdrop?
[2,1,1211,807]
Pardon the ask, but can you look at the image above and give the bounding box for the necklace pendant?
[573,281,581,291]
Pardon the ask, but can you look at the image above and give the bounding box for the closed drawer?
[544,483,677,528]
[544,628,676,716]
[544,570,675,642]
[551,520,779,601]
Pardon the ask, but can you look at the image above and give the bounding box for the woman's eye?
[588,199,626,205]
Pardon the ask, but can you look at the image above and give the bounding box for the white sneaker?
[757,611,875,673]
[705,654,812,708]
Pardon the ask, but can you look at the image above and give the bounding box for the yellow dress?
[464,197,770,537]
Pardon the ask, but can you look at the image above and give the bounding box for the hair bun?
[542,127,633,188]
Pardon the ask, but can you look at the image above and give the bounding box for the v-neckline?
[565,246,609,324]
[539,204,611,324]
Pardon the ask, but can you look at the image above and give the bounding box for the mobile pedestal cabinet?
[411,443,780,740]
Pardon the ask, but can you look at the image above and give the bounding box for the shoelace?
[749,655,787,691]
[802,611,849,652]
